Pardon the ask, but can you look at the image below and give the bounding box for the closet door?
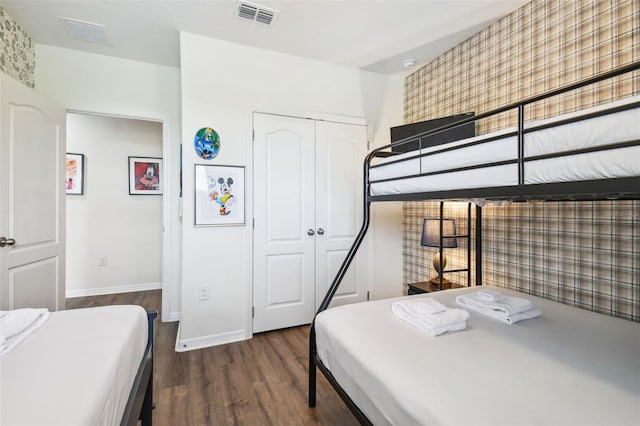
[253,113,316,333]
[315,121,369,307]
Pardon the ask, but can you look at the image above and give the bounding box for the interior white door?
[253,113,316,333]
[0,74,66,311]
[315,120,369,307]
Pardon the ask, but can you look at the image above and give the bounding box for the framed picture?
[129,156,163,195]
[66,153,84,195]
[195,164,245,226]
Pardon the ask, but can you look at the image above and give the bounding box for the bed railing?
[309,60,640,410]
[369,60,640,202]
[122,310,157,426]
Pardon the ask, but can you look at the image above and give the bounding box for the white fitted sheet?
[315,287,640,425]
[370,95,640,196]
[1,305,148,426]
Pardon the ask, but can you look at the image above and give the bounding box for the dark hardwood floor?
[66,290,358,426]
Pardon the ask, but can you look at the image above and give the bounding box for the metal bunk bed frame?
[308,61,640,424]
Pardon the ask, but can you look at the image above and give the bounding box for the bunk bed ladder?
[309,151,377,409]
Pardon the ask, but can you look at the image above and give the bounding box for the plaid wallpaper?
[402,0,639,322]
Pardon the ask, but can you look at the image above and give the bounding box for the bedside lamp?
[421,218,457,289]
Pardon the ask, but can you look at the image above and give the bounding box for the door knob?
[0,237,16,247]
[317,228,325,235]
[307,229,315,236]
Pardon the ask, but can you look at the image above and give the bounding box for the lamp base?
[429,277,452,289]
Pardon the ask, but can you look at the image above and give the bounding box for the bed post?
[467,202,472,287]
[475,205,482,286]
[122,310,157,426]
[517,104,525,185]
[140,310,157,426]
[309,325,318,407]
[309,151,375,408]
[140,351,154,426]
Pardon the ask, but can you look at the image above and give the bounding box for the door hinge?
[252,218,255,229]
[367,291,370,301]
[252,129,255,141]
[252,307,255,318]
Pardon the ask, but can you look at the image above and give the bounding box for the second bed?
[1,305,152,426]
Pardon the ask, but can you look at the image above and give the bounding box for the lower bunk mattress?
[314,287,640,425]
[1,305,148,426]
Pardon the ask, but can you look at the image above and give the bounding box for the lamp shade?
[421,219,458,248]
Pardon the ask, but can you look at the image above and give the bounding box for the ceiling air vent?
[59,17,110,45]
[236,1,278,26]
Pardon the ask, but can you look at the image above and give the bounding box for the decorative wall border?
[0,7,35,88]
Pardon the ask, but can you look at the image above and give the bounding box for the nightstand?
[407,280,464,295]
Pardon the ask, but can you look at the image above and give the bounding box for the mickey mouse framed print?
[194,164,245,226]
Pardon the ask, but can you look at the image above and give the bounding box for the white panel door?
[0,74,66,311]
[253,113,316,333]
[315,120,369,307]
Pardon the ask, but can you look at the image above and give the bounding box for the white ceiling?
[1,0,528,74]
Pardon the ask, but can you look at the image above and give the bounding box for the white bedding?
[370,95,640,196]
[0,305,148,426]
[315,287,640,425]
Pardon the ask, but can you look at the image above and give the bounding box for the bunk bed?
[308,61,640,425]
[1,305,157,426]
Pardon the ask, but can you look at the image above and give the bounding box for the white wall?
[366,72,405,300]
[35,45,182,321]
[178,32,403,350]
[65,113,163,296]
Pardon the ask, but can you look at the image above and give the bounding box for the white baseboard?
[166,311,181,322]
[65,282,162,298]
[175,325,247,352]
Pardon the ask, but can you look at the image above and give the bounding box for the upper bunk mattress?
[315,287,640,425]
[0,305,148,426]
[370,95,640,196]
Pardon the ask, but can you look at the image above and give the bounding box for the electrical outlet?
[199,286,210,301]
[97,256,107,266]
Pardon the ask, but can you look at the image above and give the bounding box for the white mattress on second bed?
[370,95,640,196]
[315,287,640,425]
[0,305,148,426]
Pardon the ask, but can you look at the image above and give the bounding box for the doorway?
[65,112,164,300]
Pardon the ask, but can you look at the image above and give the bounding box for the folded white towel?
[392,300,469,336]
[456,292,533,315]
[392,298,447,316]
[426,321,468,337]
[504,308,542,324]
[455,292,541,324]
[476,289,505,302]
[0,308,50,355]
